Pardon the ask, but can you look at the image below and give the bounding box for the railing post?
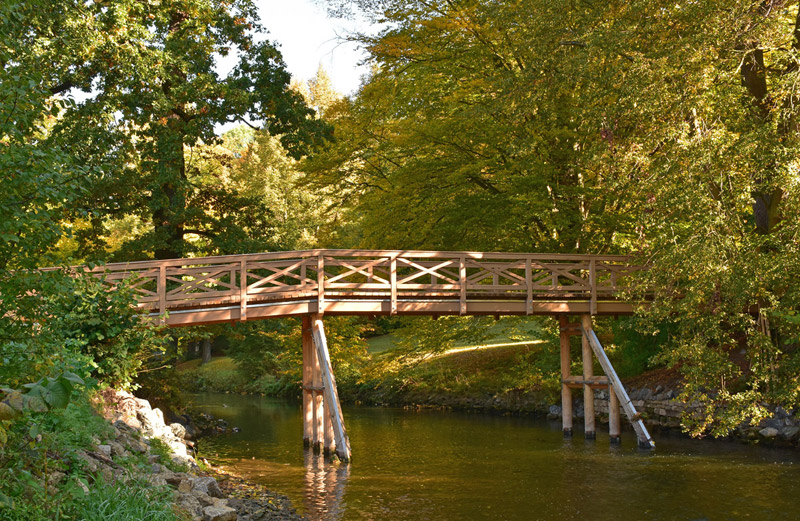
[589,259,597,316]
[390,256,397,315]
[459,256,467,315]
[240,259,247,321]
[158,264,167,325]
[525,258,533,316]
[317,253,325,316]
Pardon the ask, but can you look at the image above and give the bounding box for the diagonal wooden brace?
[580,319,655,449]
[310,317,352,462]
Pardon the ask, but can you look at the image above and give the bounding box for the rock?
[147,454,161,464]
[74,450,98,473]
[177,492,203,520]
[170,423,187,439]
[165,471,189,487]
[124,436,148,454]
[192,491,215,507]
[178,479,194,493]
[148,474,168,487]
[780,426,800,442]
[759,427,779,438]
[98,465,114,484]
[761,418,783,430]
[202,505,237,521]
[97,444,112,458]
[109,440,127,458]
[190,477,223,498]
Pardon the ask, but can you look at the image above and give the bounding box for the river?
[189,393,800,521]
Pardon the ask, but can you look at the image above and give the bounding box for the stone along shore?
[96,389,305,521]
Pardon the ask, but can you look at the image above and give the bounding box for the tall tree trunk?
[201,338,212,365]
[152,127,187,260]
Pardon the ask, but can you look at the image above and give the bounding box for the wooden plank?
[158,265,167,325]
[590,259,597,316]
[459,256,467,315]
[581,314,595,439]
[580,321,655,449]
[240,259,247,322]
[317,253,325,316]
[525,259,533,315]
[302,316,313,446]
[558,316,572,436]
[390,256,397,315]
[311,318,352,462]
[609,384,621,443]
[312,326,324,452]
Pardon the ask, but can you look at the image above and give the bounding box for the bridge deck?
[87,249,642,326]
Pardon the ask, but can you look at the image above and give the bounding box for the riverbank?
[0,388,305,521]
[101,389,305,520]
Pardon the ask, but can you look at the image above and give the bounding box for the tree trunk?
[201,338,212,365]
[152,127,187,260]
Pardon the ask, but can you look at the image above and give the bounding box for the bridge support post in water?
[310,316,352,462]
[609,383,621,444]
[302,316,314,447]
[581,314,596,440]
[580,316,655,449]
[558,316,573,437]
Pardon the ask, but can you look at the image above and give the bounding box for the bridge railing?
[88,250,641,319]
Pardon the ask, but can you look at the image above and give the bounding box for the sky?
[253,0,373,96]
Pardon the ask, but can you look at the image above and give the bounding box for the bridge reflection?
[303,450,350,521]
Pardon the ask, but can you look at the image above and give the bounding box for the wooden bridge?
[86,249,654,460]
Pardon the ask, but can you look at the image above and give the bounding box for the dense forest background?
[3,0,800,447]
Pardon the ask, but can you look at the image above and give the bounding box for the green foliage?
[310,0,800,435]
[0,395,176,521]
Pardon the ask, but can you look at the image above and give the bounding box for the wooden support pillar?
[311,316,352,462]
[312,321,324,452]
[302,316,313,447]
[558,316,573,437]
[609,384,621,444]
[581,314,596,440]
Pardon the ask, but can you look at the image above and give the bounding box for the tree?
[44,0,329,261]
[313,0,800,434]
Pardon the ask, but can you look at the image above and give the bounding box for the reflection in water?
[303,450,349,521]
[193,393,800,521]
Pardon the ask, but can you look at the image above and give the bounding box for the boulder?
[170,423,187,439]
[780,425,800,442]
[97,445,112,458]
[177,492,203,520]
[202,505,237,521]
[759,427,779,438]
[190,477,223,498]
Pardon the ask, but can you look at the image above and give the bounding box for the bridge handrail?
[69,250,642,320]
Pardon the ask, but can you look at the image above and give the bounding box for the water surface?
[190,393,800,521]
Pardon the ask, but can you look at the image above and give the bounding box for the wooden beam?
[558,316,572,437]
[317,254,325,316]
[580,321,655,449]
[609,384,621,444]
[459,256,467,315]
[302,315,313,447]
[312,324,324,452]
[581,314,595,440]
[311,317,352,462]
[240,259,247,322]
[390,256,397,315]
